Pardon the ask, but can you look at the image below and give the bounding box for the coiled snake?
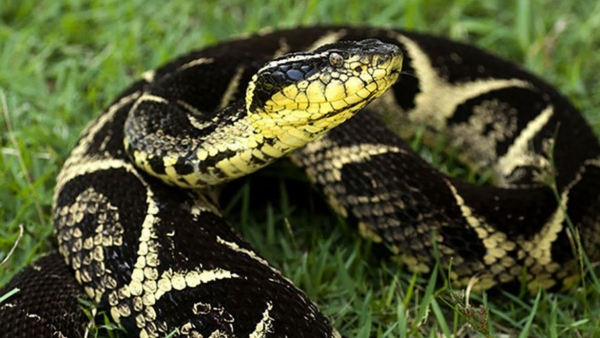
[1,26,599,338]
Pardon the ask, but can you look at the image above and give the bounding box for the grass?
[1,0,600,337]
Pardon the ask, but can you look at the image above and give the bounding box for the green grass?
[1,0,600,337]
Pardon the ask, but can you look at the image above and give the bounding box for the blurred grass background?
[1,0,599,337]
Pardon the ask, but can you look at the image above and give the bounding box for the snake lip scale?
[1,26,599,338]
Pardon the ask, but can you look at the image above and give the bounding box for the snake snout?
[356,40,402,68]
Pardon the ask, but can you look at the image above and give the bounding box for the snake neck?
[125,100,350,189]
[183,104,359,188]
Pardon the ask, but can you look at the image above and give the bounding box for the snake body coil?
[1,26,599,338]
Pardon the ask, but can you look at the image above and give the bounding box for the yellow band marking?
[216,236,271,267]
[395,35,532,129]
[178,57,214,71]
[219,65,246,110]
[61,92,140,171]
[137,94,168,104]
[141,70,156,83]
[249,302,274,338]
[55,158,137,195]
[496,105,554,178]
[305,142,406,181]
[273,37,291,58]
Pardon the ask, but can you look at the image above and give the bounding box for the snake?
[1,26,599,338]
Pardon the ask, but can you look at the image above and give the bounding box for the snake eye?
[328,52,344,67]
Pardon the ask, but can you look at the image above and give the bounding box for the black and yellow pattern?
[1,26,599,338]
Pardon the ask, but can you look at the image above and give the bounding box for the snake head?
[247,39,403,139]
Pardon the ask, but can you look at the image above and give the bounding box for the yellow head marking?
[247,39,403,138]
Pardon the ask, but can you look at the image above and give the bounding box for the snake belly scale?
[1,26,599,338]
